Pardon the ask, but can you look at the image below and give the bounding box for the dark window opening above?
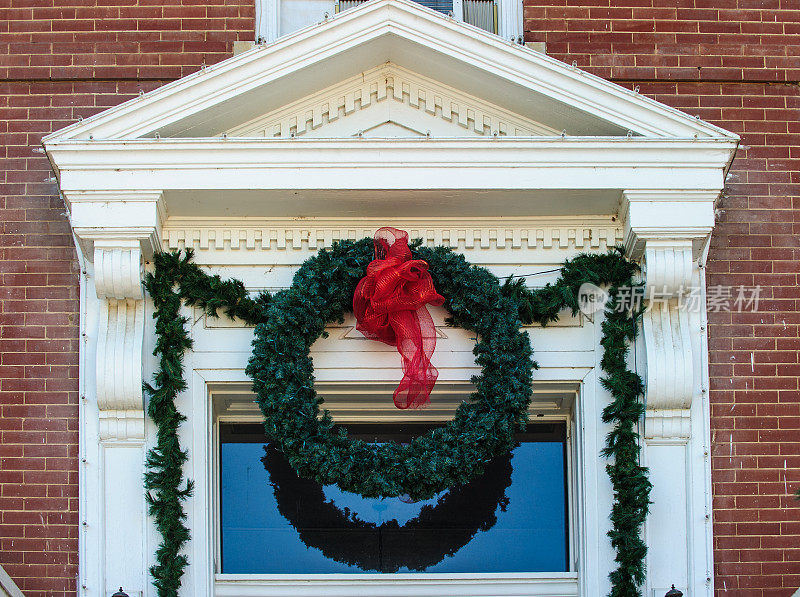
[336,0,497,33]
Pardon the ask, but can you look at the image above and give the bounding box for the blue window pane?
[341,0,453,14]
[220,424,568,574]
[414,0,453,13]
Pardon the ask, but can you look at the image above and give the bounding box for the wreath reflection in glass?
[261,443,512,572]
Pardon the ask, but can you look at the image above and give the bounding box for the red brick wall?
[1,1,797,596]
[0,2,253,594]
[524,2,800,596]
[1,80,80,597]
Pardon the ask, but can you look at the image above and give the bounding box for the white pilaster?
[622,190,716,433]
[66,190,164,597]
[622,189,718,597]
[68,190,164,441]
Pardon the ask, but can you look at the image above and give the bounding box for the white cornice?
[47,137,737,193]
[42,0,739,144]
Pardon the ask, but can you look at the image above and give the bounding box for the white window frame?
[209,381,579,597]
[255,0,523,44]
[166,249,627,597]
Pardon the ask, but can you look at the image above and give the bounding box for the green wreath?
[245,238,532,500]
[144,242,650,597]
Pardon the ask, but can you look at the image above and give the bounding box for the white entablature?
[42,1,738,596]
[43,0,738,220]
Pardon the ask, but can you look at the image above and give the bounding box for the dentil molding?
[163,219,623,252]
[225,64,559,139]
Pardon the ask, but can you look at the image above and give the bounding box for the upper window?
[257,0,523,44]
[219,421,568,574]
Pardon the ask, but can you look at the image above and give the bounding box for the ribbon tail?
[390,307,439,409]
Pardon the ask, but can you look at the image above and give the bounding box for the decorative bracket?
[65,190,165,441]
[622,190,718,440]
[94,241,146,440]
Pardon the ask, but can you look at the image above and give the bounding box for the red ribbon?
[353,228,445,409]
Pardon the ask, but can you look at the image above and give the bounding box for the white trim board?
[49,138,735,198]
[215,573,579,596]
[0,566,24,597]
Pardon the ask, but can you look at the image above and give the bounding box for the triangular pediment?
[43,0,738,144]
[224,64,560,138]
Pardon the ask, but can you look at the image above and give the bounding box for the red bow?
[353,228,444,409]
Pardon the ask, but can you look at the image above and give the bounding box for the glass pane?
[280,0,336,36]
[220,423,568,574]
[462,0,495,33]
[337,0,365,9]
[278,0,456,39]
[413,0,453,12]
[337,0,453,14]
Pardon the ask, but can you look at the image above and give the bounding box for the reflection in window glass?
[220,423,568,574]
[336,0,453,14]
[413,0,453,12]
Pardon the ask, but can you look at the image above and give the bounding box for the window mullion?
[256,0,280,42]
[496,0,523,42]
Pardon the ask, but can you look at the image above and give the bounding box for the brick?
[0,4,797,597]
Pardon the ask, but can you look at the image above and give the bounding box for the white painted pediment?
[43,0,738,223]
[43,0,738,144]
[224,64,559,138]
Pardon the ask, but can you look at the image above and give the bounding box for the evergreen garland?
[142,251,267,597]
[506,249,652,594]
[143,242,650,597]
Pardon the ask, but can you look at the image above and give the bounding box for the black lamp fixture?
[112,589,129,597]
[665,586,683,597]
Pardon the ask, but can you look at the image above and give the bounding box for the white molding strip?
[0,565,24,597]
[215,572,579,597]
[46,138,737,194]
[163,218,623,252]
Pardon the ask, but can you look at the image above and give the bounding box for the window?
[211,381,577,596]
[256,0,523,44]
[219,421,568,574]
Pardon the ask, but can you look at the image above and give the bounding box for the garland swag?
[143,253,269,596]
[143,242,650,597]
